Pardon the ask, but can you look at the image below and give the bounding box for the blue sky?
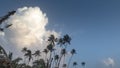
[0,0,120,68]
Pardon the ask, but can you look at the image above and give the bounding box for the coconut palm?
[43,49,48,61]
[22,47,27,53]
[22,47,28,63]
[63,34,71,45]
[48,34,57,46]
[33,50,41,60]
[24,50,32,64]
[57,38,64,47]
[54,54,59,67]
[33,59,46,68]
[73,62,77,68]
[57,48,67,68]
[54,55,59,61]
[81,62,85,68]
[63,64,67,68]
[46,43,55,68]
[67,49,76,68]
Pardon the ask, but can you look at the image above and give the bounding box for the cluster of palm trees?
[0,11,86,68]
[20,34,78,68]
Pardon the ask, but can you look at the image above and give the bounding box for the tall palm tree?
[24,50,32,64]
[43,49,48,61]
[33,50,41,60]
[81,62,85,68]
[63,64,67,68]
[22,47,27,52]
[67,49,76,68]
[48,34,57,46]
[54,54,59,67]
[21,47,28,63]
[57,38,64,47]
[58,48,67,68]
[46,43,55,68]
[73,62,77,68]
[63,34,71,46]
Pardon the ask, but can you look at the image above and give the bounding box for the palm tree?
[63,34,71,46]
[33,59,46,68]
[22,47,27,53]
[21,47,27,63]
[48,34,57,46]
[33,50,40,60]
[63,64,67,68]
[67,49,76,68]
[43,49,48,61]
[73,62,77,68]
[58,48,67,68]
[81,62,85,68]
[54,55,59,67]
[57,38,64,47]
[24,50,32,64]
[46,43,55,68]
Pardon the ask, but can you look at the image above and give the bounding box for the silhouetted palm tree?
[63,34,71,46]
[58,48,67,68]
[67,49,76,68]
[47,43,55,68]
[24,50,32,64]
[43,49,48,61]
[48,34,57,46]
[63,64,67,68]
[22,47,28,63]
[81,62,85,68]
[73,62,77,68]
[57,38,64,47]
[33,50,40,60]
[22,47,27,52]
[54,54,59,67]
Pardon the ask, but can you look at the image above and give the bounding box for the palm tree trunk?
[57,55,63,68]
[47,52,52,68]
[67,55,73,68]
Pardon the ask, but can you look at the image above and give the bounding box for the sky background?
[0,0,120,68]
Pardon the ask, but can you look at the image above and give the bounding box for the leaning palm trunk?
[67,55,73,68]
[57,55,63,68]
[47,52,52,68]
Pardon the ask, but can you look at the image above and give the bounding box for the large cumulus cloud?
[4,7,59,47]
[0,7,59,57]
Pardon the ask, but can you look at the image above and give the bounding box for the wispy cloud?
[103,57,115,67]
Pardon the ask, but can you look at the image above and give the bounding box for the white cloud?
[103,57,115,67]
[0,7,59,57]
